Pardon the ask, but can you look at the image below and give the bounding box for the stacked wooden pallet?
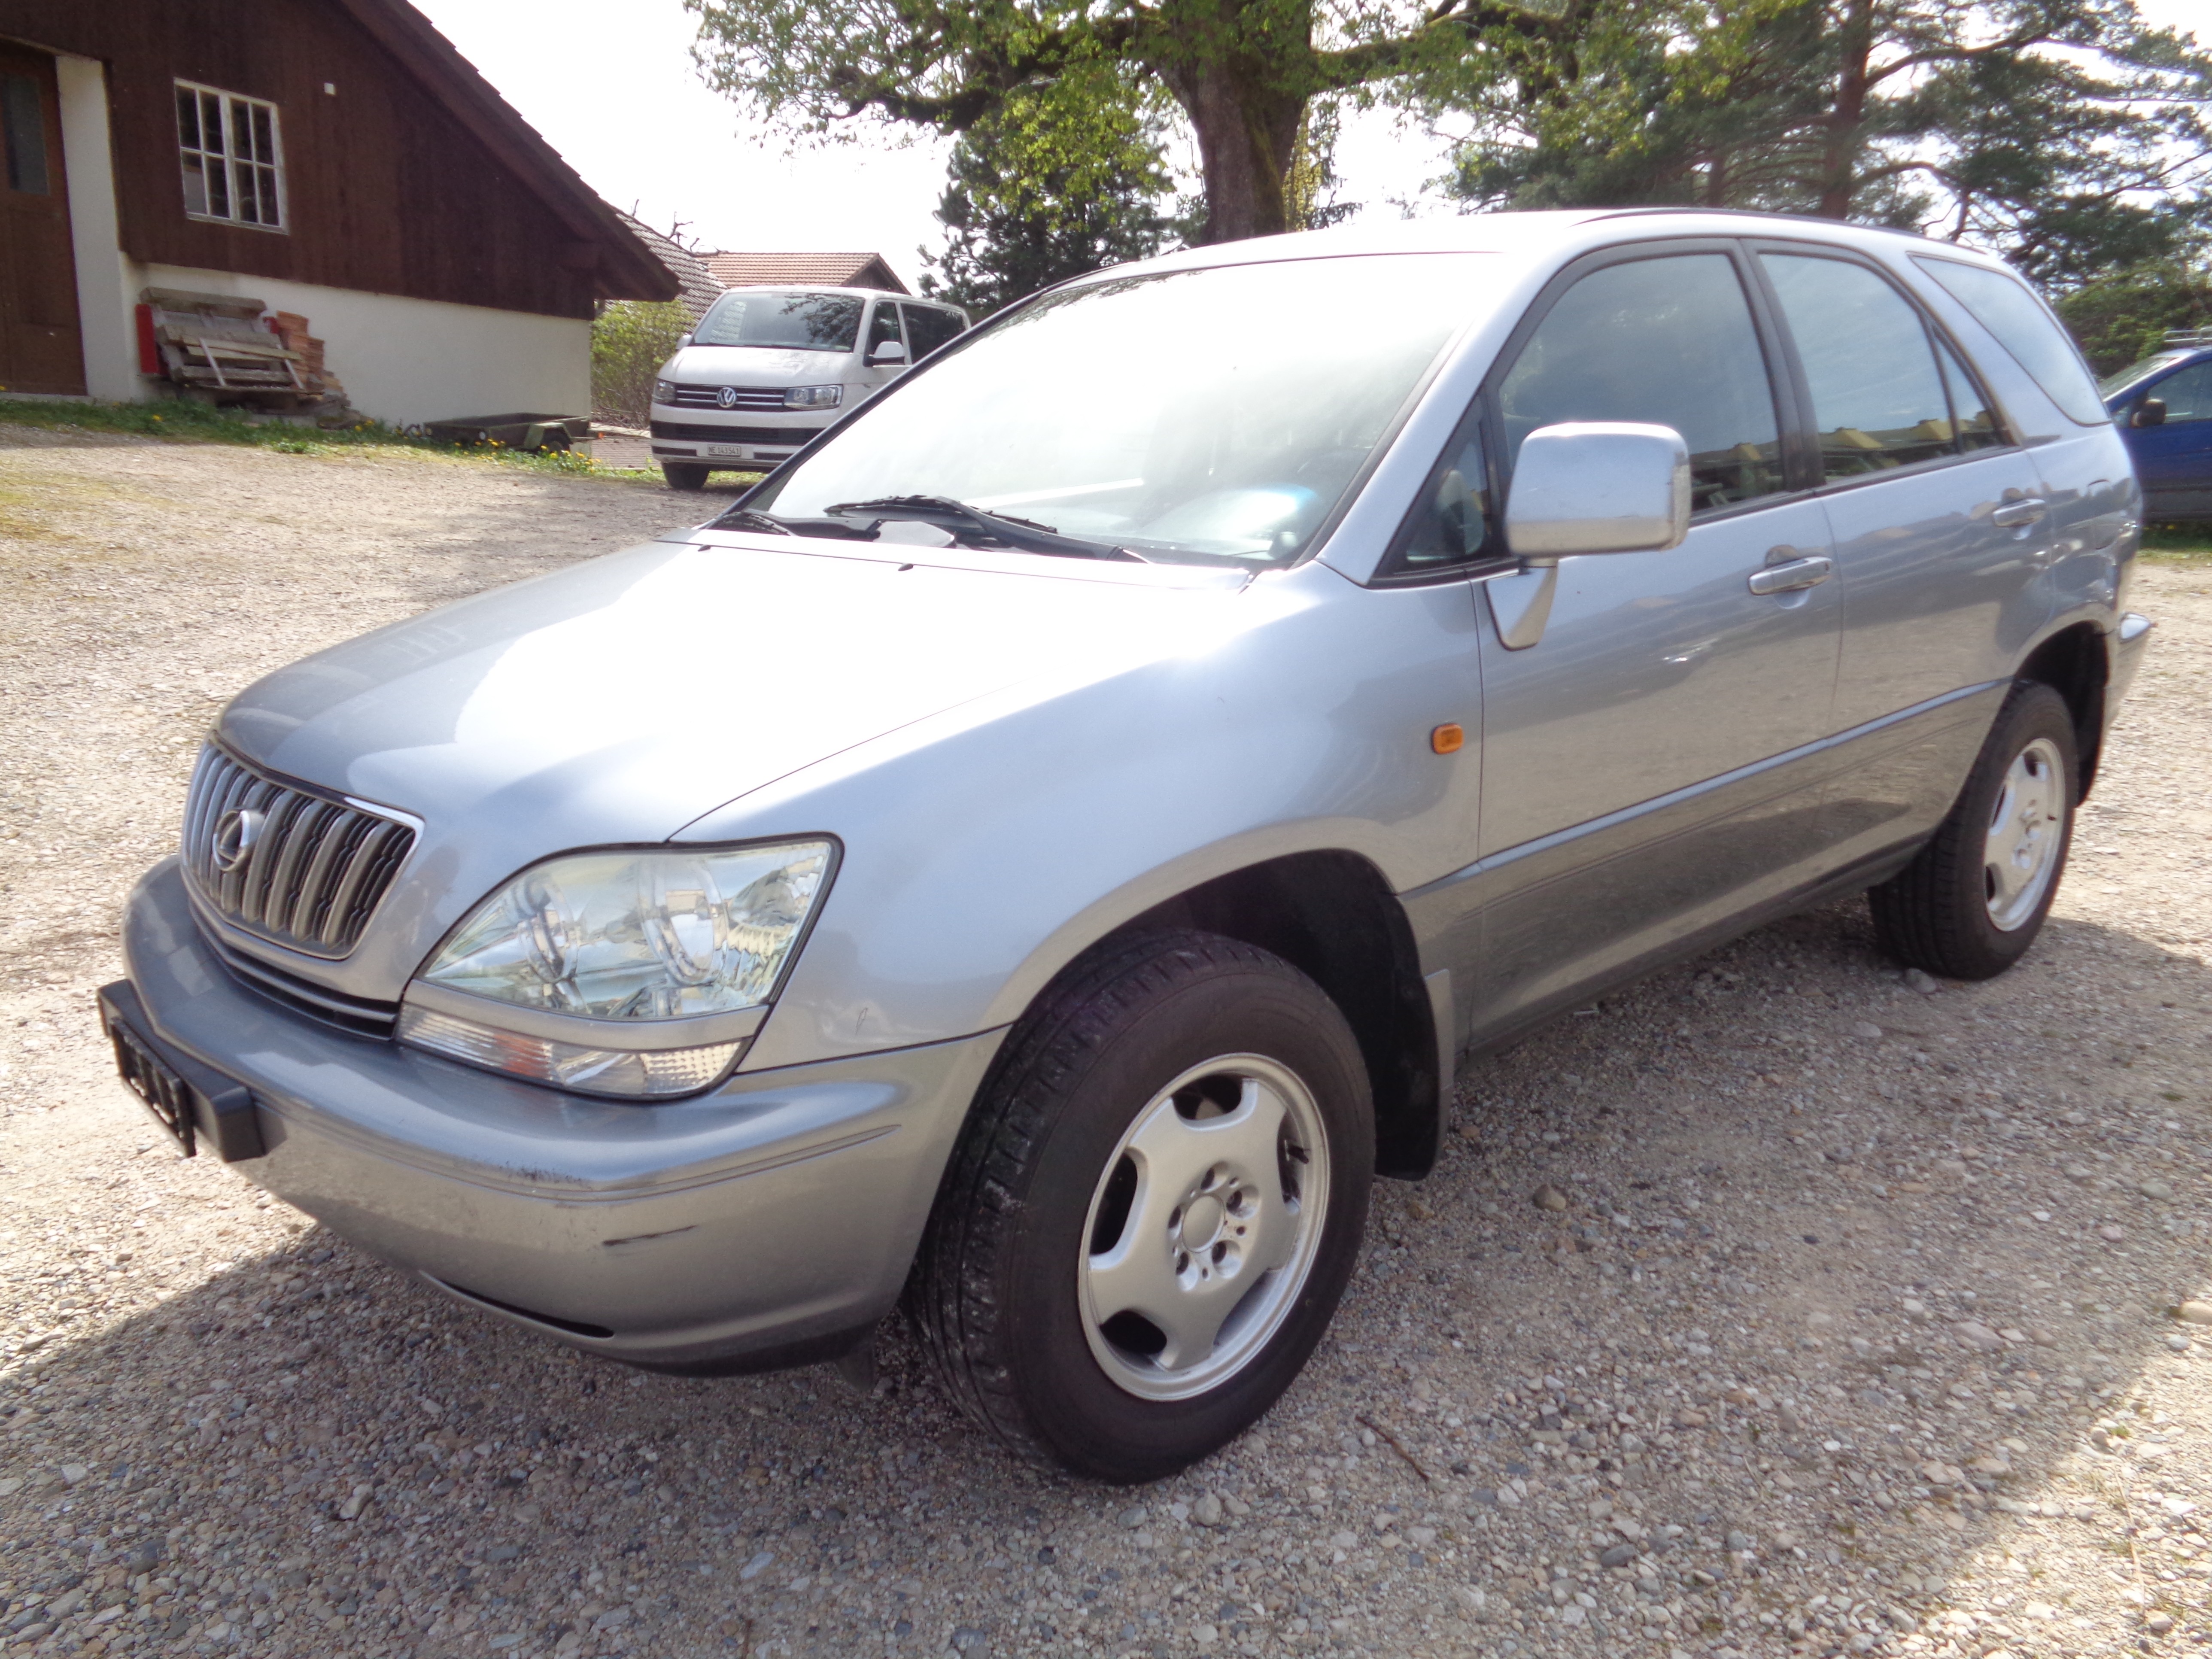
[137,289,346,415]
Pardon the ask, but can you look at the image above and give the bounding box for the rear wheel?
[661,462,709,491]
[909,931,1372,1482]
[1869,680,2076,980]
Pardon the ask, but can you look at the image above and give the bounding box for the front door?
[0,44,84,396]
[1471,245,1843,1036]
[2130,359,2212,520]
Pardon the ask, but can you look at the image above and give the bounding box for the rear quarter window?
[1911,257,2107,426]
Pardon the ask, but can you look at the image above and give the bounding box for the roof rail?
[2160,326,2212,347]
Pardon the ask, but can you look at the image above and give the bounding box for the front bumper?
[646,410,828,468]
[120,858,1002,1373]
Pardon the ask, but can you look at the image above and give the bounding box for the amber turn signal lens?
[1431,723,1465,755]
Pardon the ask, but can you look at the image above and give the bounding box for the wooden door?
[0,44,85,395]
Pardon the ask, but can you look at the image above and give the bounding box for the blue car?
[2103,328,2212,522]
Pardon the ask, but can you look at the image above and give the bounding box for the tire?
[909,930,1373,1482]
[661,462,709,491]
[1869,680,2077,980]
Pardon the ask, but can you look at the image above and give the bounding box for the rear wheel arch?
[1097,851,1443,1180]
[2016,621,2107,797]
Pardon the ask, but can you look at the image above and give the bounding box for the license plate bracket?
[97,981,265,1161]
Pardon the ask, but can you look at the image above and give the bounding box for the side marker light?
[1431,723,1465,755]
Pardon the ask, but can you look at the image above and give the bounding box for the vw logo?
[212,808,264,874]
[716,386,741,410]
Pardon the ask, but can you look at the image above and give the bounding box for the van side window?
[1499,253,1784,513]
[1934,337,2006,452]
[2150,361,2212,421]
[901,304,964,359]
[867,302,905,356]
[1385,422,1489,575]
[1762,254,1955,479]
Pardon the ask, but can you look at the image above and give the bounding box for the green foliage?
[1445,0,2212,285]
[0,398,648,479]
[2057,262,2212,376]
[592,300,693,427]
[686,0,1550,244]
[919,74,1181,319]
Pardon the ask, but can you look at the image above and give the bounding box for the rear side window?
[1762,254,1960,479]
[1499,253,1784,513]
[901,304,964,359]
[1911,257,2107,425]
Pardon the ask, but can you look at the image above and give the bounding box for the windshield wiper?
[711,507,794,535]
[823,495,1146,562]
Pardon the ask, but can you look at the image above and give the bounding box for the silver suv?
[103,209,2152,1482]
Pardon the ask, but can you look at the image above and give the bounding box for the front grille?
[668,384,789,411]
[649,420,823,445]
[182,744,416,958]
[199,923,401,1037]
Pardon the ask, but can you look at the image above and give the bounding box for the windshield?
[746,254,1494,566]
[693,290,864,353]
[2099,351,2188,398]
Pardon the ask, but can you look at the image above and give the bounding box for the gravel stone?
[5,431,2212,1658]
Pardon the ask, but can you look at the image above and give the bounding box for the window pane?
[250,102,274,166]
[206,137,230,217]
[180,152,209,216]
[1935,339,2003,452]
[1499,253,1783,513]
[1763,255,1954,478]
[1393,426,1490,572]
[1912,256,2107,426]
[2,73,47,195]
[176,85,201,151]
[256,164,281,227]
[901,304,963,359]
[867,302,905,351]
[2152,362,2212,422]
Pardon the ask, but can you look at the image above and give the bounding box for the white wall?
[53,54,138,401]
[128,265,592,426]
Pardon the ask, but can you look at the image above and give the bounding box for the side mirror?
[2132,397,2167,428]
[1504,422,1692,559]
[675,334,692,349]
[868,340,908,367]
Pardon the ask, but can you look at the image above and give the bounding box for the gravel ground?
[3,427,2211,1659]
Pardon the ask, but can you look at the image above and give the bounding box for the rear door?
[1468,242,1843,1036]
[1752,246,2054,866]
[0,44,85,395]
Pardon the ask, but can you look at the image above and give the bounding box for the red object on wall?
[135,304,159,374]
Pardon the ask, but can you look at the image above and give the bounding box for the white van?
[647,287,970,489]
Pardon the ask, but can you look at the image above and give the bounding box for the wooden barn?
[0,0,674,423]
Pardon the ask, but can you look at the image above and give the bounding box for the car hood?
[665,343,854,385]
[220,536,1245,851]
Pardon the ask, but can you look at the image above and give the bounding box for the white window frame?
[174,80,287,232]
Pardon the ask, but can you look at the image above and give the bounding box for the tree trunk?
[1157,58,1309,243]
[1817,0,1873,217]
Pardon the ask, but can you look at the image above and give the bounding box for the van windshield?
[743,254,1493,567]
[692,291,865,353]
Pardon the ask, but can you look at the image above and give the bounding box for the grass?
[2142,523,2212,567]
[0,396,660,481]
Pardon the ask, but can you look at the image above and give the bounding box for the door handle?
[1746,555,1832,595]
[1991,497,2047,528]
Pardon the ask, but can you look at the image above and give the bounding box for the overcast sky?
[412,0,2206,294]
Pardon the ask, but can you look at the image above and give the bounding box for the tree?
[919,75,1183,318]
[591,300,691,427]
[685,0,1565,245]
[2056,256,2212,374]
[1445,0,2212,280]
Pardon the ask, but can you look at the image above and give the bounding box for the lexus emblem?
[716,386,741,410]
[212,808,264,873]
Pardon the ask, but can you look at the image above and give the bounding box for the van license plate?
[705,445,748,458]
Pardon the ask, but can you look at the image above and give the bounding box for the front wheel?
[1869,680,2077,979]
[661,462,709,491]
[909,931,1372,1482]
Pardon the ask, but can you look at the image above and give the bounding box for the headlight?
[783,384,842,410]
[400,841,833,1098]
[653,379,678,403]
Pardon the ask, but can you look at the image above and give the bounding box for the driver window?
[2151,362,2212,421]
[1499,253,1786,513]
[866,301,905,356]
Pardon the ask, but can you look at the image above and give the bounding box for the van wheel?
[661,463,709,491]
[1869,681,2076,980]
[909,931,1372,1482]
